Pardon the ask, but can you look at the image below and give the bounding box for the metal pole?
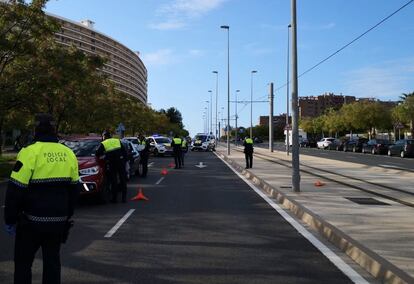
[235,90,239,146]
[208,90,213,135]
[250,70,257,138]
[213,71,219,139]
[286,24,291,156]
[291,0,300,192]
[221,25,230,155]
[269,83,274,152]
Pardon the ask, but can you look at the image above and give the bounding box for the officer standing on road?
[4,113,80,284]
[171,134,183,169]
[138,134,150,177]
[96,130,128,203]
[243,136,254,169]
[181,137,188,166]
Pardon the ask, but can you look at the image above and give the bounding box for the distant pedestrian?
[96,130,128,203]
[4,113,80,284]
[243,136,254,169]
[138,134,150,177]
[181,137,188,166]
[171,134,183,169]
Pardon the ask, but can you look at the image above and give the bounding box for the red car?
[62,137,111,203]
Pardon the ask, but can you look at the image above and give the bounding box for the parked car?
[299,137,309,147]
[326,138,342,150]
[62,136,110,203]
[387,139,414,158]
[343,138,368,152]
[362,139,391,155]
[121,138,141,179]
[316,137,335,149]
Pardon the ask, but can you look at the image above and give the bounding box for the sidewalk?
[216,145,414,284]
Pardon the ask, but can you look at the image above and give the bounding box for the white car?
[317,137,335,149]
[191,134,215,151]
[146,135,173,156]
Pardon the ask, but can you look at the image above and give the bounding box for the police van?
[191,133,216,151]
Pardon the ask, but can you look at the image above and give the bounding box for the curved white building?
[49,14,147,104]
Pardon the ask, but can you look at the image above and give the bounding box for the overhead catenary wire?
[258,0,414,100]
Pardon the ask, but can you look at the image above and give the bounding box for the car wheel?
[387,149,392,156]
[371,148,375,155]
[400,151,405,158]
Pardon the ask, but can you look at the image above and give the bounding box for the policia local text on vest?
[4,114,80,284]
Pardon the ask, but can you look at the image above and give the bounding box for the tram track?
[235,149,414,208]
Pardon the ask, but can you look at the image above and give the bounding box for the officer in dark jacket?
[96,130,128,203]
[4,114,80,284]
[138,134,150,177]
[171,134,183,169]
[243,136,254,169]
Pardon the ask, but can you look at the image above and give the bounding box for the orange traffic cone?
[314,180,325,187]
[161,168,168,175]
[131,188,149,201]
[168,162,175,168]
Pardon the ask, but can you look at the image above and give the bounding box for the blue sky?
[45,0,414,136]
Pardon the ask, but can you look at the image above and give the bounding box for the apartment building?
[49,14,148,104]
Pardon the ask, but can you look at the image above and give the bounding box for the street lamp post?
[205,102,209,134]
[208,90,213,135]
[286,24,291,156]
[250,70,257,138]
[291,0,300,192]
[235,89,240,146]
[212,71,218,139]
[221,25,230,155]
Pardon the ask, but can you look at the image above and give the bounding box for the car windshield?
[64,140,100,157]
[195,135,207,142]
[155,137,170,144]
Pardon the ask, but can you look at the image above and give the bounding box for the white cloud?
[141,49,175,66]
[244,42,275,56]
[188,49,204,57]
[149,20,185,31]
[342,58,414,100]
[150,0,227,30]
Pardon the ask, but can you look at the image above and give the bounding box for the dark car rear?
[343,138,368,152]
[387,139,414,158]
[362,139,391,155]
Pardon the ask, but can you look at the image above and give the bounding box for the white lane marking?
[104,209,135,238]
[148,162,154,168]
[215,153,368,284]
[155,177,165,185]
[379,164,401,169]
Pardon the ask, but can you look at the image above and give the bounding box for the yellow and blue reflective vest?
[5,140,79,228]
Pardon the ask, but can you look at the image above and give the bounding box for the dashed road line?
[104,209,135,238]
[155,177,165,185]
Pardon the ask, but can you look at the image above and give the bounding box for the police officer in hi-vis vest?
[171,134,183,169]
[243,136,254,169]
[138,134,150,177]
[96,130,128,203]
[4,114,80,284]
